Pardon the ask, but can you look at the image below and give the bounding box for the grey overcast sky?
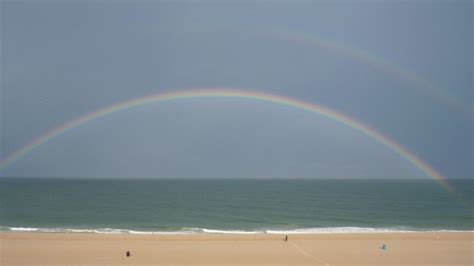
[1,1,472,179]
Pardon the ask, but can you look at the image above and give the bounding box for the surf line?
[0,88,458,197]
[289,241,330,265]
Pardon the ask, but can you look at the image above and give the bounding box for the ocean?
[0,178,472,234]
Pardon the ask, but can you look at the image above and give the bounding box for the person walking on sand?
[284,235,288,242]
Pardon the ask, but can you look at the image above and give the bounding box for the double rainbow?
[182,27,472,116]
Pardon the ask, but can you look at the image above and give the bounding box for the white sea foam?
[202,229,263,234]
[1,226,471,234]
[69,229,96,233]
[9,227,39,232]
[127,230,194,235]
[265,227,413,234]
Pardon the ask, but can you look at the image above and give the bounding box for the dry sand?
[1,232,472,265]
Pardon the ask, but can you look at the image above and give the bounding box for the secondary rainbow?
[0,88,456,194]
[152,27,471,116]
[264,30,472,116]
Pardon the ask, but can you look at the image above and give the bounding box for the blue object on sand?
[381,244,387,250]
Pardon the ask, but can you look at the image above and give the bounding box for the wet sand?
[1,232,472,265]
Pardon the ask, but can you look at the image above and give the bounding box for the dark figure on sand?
[126,251,131,257]
[284,235,288,242]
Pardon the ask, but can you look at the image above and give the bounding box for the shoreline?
[2,232,473,265]
[2,230,472,239]
[2,226,473,235]
[1,230,472,239]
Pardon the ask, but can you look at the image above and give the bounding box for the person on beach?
[284,235,288,242]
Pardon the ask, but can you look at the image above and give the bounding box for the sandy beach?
[1,232,472,265]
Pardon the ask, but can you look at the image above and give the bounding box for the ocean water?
[0,178,472,234]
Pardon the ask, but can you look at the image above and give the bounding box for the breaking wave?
[1,226,470,234]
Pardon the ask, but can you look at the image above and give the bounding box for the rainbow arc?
[0,88,457,196]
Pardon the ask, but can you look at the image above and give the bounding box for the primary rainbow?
[0,88,456,194]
